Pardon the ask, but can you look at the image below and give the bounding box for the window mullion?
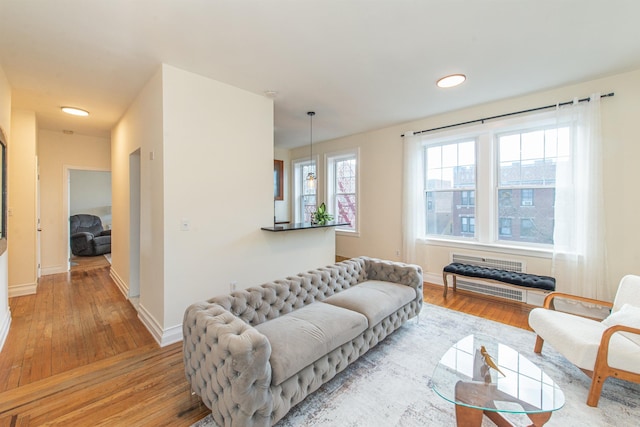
[476,133,493,243]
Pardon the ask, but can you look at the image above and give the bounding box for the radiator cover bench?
[442,262,555,298]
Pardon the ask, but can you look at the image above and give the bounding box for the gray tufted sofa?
[183,256,423,427]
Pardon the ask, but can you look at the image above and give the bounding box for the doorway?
[65,167,111,271]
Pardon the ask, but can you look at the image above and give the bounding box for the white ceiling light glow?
[61,106,89,116]
[436,74,466,88]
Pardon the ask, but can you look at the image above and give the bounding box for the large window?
[496,127,566,244]
[425,140,476,237]
[292,159,316,223]
[423,114,569,248]
[327,150,358,232]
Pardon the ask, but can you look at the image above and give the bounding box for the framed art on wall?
[274,159,284,200]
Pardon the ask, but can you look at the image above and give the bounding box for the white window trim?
[325,147,359,235]
[421,109,562,250]
[291,155,319,224]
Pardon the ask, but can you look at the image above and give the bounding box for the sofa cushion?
[323,280,416,326]
[255,302,368,386]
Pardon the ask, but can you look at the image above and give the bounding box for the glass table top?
[430,334,565,414]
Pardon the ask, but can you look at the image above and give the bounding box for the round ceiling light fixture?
[436,74,466,88]
[61,106,89,116]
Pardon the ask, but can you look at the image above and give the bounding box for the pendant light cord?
[308,111,315,164]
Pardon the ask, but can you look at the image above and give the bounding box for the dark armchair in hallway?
[70,214,111,256]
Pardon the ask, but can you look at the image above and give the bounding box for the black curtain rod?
[401,92,614,137]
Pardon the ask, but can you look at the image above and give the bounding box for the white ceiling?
[1,0,639,148]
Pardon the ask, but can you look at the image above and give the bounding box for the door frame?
[63,165,111,271]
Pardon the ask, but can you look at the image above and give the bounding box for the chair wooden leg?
[587,373,606,407]
[534,335,544,353]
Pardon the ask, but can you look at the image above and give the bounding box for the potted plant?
[312,202,333,225]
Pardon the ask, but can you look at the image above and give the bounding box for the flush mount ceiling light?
[436,74,466,88]
[61,106,89,116]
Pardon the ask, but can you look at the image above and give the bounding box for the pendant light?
[306,111,316,190]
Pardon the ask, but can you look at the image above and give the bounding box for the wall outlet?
[395,249,400,256]
[230,281,237,292]
[180,219,190,231]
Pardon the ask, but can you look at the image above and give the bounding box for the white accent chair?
[528,275,640,407]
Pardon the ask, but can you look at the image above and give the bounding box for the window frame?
[420,110,567,255]
[291,156,318,224]
[326,148,359,234]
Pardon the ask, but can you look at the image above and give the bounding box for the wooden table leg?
[526,411,552,426]
[453,380,554,427]
[455,404,484,427]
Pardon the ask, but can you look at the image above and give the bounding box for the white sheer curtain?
[552,93,609,299]
[402,131,425,264]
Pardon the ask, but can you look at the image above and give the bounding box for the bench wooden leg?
[443,273,458,298]
[443,272,449,298]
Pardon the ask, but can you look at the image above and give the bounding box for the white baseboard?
[109,268,129,298]
[424,272,444,286]
[137,303,183,347]
[9,282,38,297]
[41,265,68,276]
[0,308,11,352]
[160,324,183,347]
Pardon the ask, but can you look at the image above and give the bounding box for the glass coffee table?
[431,334,564,427]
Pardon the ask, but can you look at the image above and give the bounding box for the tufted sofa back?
[209,258,367,326]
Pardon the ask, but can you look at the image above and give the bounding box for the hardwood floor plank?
[0,265,535,426]
[422,282,532,330]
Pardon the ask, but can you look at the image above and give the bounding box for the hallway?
[0,265,153,391]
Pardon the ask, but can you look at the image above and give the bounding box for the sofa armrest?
[361,257,423,299]
[70,232,93,254]
[71,231,94,240]
[183,303,273,426]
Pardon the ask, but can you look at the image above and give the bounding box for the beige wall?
[112,64,337,345]
[0,65,11,350]
[38,130,111,274]
[8,110,37,295]
[293,68,640,300]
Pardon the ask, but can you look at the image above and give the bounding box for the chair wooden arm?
[586,323,640,406]
[600,324,640,350]
[542,291,613,311]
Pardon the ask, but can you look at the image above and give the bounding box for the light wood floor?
[0,265,533,426]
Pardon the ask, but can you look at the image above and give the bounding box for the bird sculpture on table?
[480,345,506,377]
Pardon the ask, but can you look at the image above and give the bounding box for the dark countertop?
[261,221,350,232]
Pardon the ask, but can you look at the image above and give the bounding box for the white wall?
[293,68,640,300]
[113,64,336,346]
[0,64,11,351]
[111,66,165,327]
[8,110,37,296]
[70,170,112,228]
[38,130,111,274]
[161,65,335,335]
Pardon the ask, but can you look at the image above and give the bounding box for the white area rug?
[192,304,639,426]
